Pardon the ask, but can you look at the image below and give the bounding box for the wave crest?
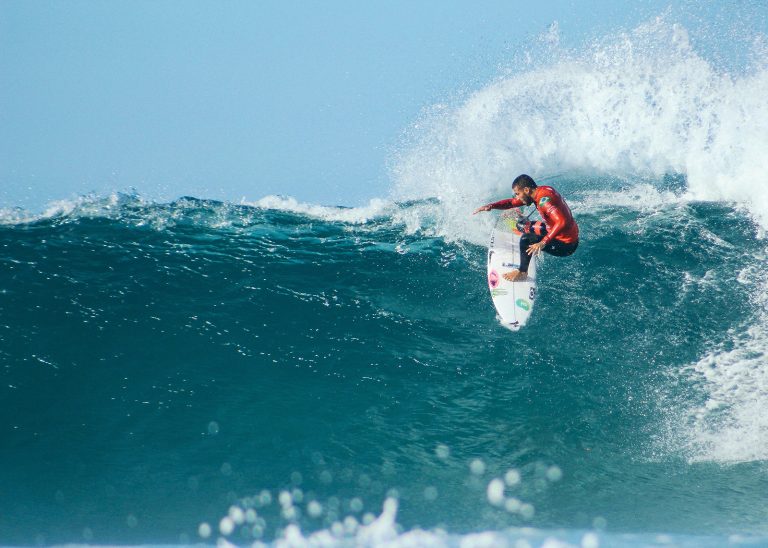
[392,16,768,230]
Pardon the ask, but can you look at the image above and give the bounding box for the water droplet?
[258,490,272,506]
[470,458,486,476]
[228,506,244,524]
[307,500,323,518]
[504,469,521,486]
[219,517,234,536]
[278,491,292,507]
[504,498,521,513]
[423,486,438,501]
[582,532,600,548]
[350,497,364,513]
[546,465,563,482]
[343,516,358,533]
[520,503,535,519]
[486,478,505,506]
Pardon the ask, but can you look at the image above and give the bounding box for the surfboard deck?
[487,210,538,331]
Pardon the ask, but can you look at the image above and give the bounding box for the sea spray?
[392,17,768,240]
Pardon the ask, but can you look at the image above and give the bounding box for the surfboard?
[487,209,538,331]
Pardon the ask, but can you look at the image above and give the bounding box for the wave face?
[1,186,767,545]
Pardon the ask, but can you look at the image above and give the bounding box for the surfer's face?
[513,186,535,205]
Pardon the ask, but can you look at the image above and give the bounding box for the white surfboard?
[487,210,538,331]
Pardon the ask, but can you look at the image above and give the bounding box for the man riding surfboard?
[473,174,579,281]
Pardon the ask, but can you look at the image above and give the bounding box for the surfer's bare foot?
[503,270,528,282]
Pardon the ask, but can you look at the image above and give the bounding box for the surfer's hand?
[527,241,546,255]
[473,205,491,214]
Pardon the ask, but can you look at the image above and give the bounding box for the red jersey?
[487,186,579,244]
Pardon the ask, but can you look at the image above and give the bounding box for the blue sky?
[0,0,758,209]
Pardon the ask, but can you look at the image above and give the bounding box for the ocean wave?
[4,15,768,544]
[2,179,766,543]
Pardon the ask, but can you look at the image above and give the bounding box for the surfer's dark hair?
[512,174,537,190]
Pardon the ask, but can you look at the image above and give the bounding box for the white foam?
[677,262,768,463]
[0,192,395,233]
[249,195,391,225]
[0,192,144,226]
[254,497,584,547]
[575,183,688,212]
[391,16,768,240]
[202,489,759,547]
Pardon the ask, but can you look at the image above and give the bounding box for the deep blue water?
[2,187,767,546]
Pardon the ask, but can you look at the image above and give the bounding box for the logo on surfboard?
[488,269,500,289]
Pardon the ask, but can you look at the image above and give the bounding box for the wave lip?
[247,195,392,225]
[0,192,155,226]
[392,17,768,232]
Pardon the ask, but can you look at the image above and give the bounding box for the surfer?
[473,174,579,281]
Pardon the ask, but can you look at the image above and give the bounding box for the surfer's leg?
[508,222,547,280]
[505,233,539,281]
[519,232,544,272]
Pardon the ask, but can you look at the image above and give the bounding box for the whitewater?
[2,16,768,548]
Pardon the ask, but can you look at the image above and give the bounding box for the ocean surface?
[3,17,768,548]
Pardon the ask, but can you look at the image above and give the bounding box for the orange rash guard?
[486,186,579,245]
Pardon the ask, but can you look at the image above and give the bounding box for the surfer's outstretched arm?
[473,198,524,214]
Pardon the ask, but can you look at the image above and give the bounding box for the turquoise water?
[5,13,768,547]
[2,184,767,546]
